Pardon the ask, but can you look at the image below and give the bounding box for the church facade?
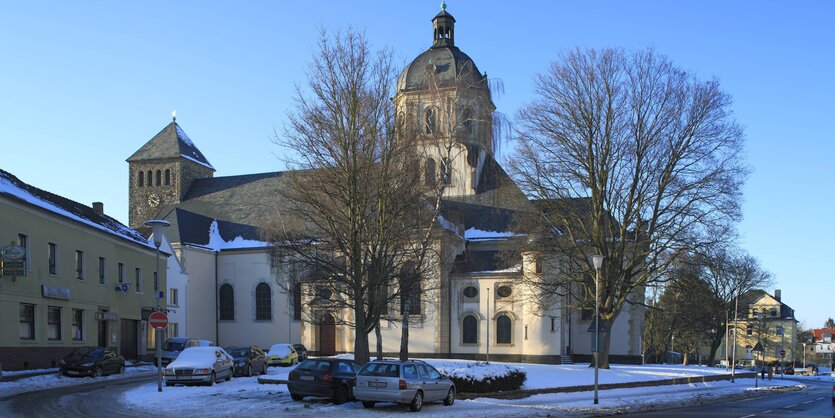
[127,6,643,363]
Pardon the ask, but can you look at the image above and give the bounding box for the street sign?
[1,245,25,261]
[149,311,168,330]
[779,349,786,357]
[752,342,764,352]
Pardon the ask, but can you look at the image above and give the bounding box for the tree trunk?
[598,327,612,369]
[399,299,410,361]
[354,306,370,365]
[707,328,724,364]
[375,320,383,360]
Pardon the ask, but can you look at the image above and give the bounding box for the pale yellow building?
[0,169,167,370]
[718,289,798,366]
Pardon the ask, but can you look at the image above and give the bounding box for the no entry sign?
[779,349,786,357]
[149,311,168,330]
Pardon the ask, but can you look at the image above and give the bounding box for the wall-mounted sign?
[1,245,25,261]
[42,284,71,300]
[2,261,25,276]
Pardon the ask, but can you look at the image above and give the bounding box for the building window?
[135,267,142,292]
[219,284,234,320]
[118,263,124,283]
[48,242,58,275]
[147,170,153,186]
[18,233,29,270]
[19,303,35,340]
[581,308,593,321]
[751,308,758,318]
[154,271,158,292]
[138,171,144,187]
[534,257,543,274]
[155,170,161,186]
[255,283,272,320]
[47,306,62,341]
[462,315,478,344]
[551,317,556,332]
[463,286,478,299]
[441,157,451,185]
[170,288,178,306]
[98,257,106,284]
[746,324,753,335]
[496,285,512,299]
[75,250,84,280]
[164,169,171,185]
[461,108,473,135]
[425,159,436,187]
[525,325,528,340]
[496,314,511,344]
[770,309,777,318]
[400,263,420,316]
[424,107,436,134]
[293,282,302,320]
[72,309,83,341]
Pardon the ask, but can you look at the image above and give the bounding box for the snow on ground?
[120,360,805,417]
[0,365,156,398]
[0,367,58,378]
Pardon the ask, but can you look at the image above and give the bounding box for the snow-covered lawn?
[0,365,156,398]
[0,367,59,378]
[119,360,802,417]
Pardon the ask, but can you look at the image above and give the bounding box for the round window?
[317,288,333,300]
[463,286,478,298]
[496,286,512,298]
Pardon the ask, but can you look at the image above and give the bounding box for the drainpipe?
[215,250,219,344]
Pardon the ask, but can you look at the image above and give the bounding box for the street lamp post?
[731,288,739,383]
[145,219,170,393]
[486,287,490,364]
[802,342,806,369]
[591,255,604,405]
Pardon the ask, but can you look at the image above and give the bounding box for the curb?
[459,372,759,400]
[1,362,153,383]
[257,377,288,385]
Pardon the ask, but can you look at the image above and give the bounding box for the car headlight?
[164,369,174,375]
[236,360,246,367]
[81,362,94,367]
[193,368,211,375]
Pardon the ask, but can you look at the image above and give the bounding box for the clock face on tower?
[147,193,161,208]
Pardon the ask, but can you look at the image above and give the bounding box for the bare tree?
[265,29,440,364]
[511,48,747,368]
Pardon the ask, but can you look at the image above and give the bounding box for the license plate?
[300,376,314,381]
[67,370,79,375]
[369,381,386,388]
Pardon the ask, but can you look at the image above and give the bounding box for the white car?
[164,346,234,386]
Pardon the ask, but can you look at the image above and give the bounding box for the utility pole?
[486,287,490,364]
[145,219,170,393]
[731,288,739,383]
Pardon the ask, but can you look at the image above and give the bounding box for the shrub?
[436,361,526,393]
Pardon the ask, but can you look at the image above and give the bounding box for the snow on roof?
[176,125,214,169]
[0,170,156,251]
[204,220,272,252]
[470,263,522,274]
[464,227,525,241]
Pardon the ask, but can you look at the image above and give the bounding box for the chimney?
[774,289,781,301]
[92,202,104,215]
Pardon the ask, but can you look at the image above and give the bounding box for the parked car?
[198,340,215,347]
[59,347,125,377]
[783,366,794,375]
[267,343,299,366]
[159,337,200,366]
[225,346,269,377]
[164,346,234,386]
[293,344,309,362]
[354,360,455,412]
[288,358,360,405]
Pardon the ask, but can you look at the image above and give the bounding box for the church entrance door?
[319,314,336,356]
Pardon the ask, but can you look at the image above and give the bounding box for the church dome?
[396,4,487,93]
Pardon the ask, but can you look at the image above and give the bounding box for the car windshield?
[297,359,332,371]
[226,348,249,358]
[358,363,400,377]
[68,347,103,359]
[269,345,291,357]
[162,341,186,351]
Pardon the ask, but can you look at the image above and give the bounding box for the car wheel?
[247,364,253,377]
[207,371,216,386]
[362,401,376,409]
[165,382,173,387]
[95,367,103,378]
[444,387,455,406]
[291,393,304,401]
[409,391,423,412]
[333,385,349,405]
[262,363,268,375]
[119,365,126,375]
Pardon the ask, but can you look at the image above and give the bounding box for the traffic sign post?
[149,311,168,392]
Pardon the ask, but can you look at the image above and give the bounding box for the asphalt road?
[629,379,834,418]
[0,374,155,418]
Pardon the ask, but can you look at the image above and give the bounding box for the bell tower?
[432,2,455,48]
[126,114,214,228]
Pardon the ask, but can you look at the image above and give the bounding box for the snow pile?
[0,365,155,398]
[434,361,522,381]
[205,220,272,251]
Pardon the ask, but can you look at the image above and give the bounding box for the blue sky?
[1,1,833,328]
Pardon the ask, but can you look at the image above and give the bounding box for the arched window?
[462,315,478,344]
[292,282,302,320]
[155,170,161,186]
[219,284,234,320]
[461,108,473,135]
[424,107,436,134]
[399,262,420,316]
[496,314,511,344]
[164,169,171,185]
[147,171,153,186]
[138,171,144,187]
[425,159,437,187]
[255,283,272,320]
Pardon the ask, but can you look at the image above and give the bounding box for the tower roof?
[127,122,214,170]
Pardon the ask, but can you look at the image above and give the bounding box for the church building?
[126,5,644,364]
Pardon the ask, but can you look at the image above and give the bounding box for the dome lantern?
[432,1,456,48]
